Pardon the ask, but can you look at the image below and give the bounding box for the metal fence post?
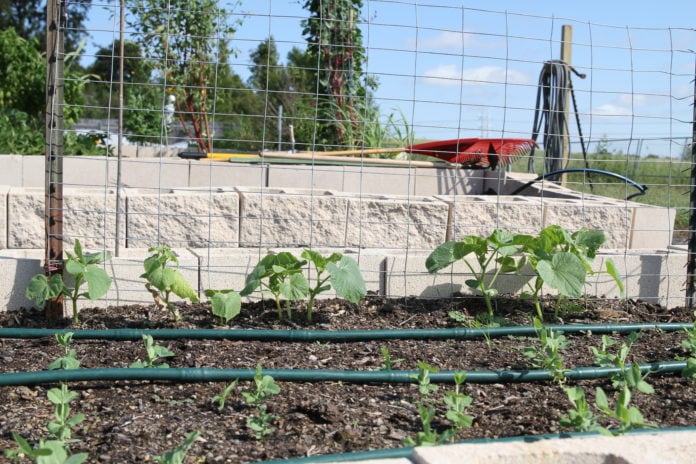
[44,0,66,320]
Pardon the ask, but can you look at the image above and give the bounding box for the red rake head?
[407,138,537,169]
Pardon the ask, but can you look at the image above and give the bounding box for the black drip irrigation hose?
[0,361,686,387]
[510,167,648,200]
[0,321,690,342]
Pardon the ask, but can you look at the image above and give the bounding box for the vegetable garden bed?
[1,296,695,463]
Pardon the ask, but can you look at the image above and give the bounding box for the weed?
[378,346,403,371]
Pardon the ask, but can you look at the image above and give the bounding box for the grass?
[509,151,692,232]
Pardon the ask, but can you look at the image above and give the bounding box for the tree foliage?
[302,0,376,148]
[0,0,92,52]
[128,0,241,153]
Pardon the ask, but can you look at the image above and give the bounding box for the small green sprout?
[130,334,174,368]
[48,332,81,370]
[153,430,200,464]
[211,379,238,412]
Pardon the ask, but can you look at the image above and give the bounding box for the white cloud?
[419,31,476,51]
[423,64,527,86]
[594,94,650,116]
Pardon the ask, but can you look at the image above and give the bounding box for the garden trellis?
[2,0,694,314]
[2,2,696,462]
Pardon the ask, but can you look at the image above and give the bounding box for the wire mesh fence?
[2,0,695,314]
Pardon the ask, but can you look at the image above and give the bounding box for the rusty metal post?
[44,0,66,320]
[686,58,696,307]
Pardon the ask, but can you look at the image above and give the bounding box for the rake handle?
[289,147,404,157]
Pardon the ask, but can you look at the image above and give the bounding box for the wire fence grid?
[11,0,696,313]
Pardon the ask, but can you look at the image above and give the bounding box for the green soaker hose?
[0,322,691,341]
[0,361,685,386]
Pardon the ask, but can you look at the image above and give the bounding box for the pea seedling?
[130,334,175,368]
[153,430,200,464]
[25,239,112,323]
[242,365,280,440]
[523,317,570,384]
[48,332,81,370]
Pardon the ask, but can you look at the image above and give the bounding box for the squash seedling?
[301,250,367,322]
[240,252,309,320]
[204,289,242,325]
[517,225,624,320]
[141,245,199,321]
[426,230,524,317]
[25,239,112,324]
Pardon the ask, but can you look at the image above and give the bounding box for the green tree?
[301,0,375,148]
[84,39,166,144]
[0,0,92,52]
[129,0,241,153]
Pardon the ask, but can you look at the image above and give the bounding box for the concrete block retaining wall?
[0,155,683,311]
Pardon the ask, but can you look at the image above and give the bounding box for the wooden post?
[560,25,573,186]
[44,0,65,320]
[686,58,696,307]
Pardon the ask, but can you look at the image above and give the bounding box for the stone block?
[343,193,449,251]
[108,158,190,189]
[64,156,109,188]
[439,195,544,240]
[7,187,125,250]
[79,247,200,311]
[412,429,696,464]
[630,205,675,249]
[383,252,528,299]
[189,162,267,188]
[267,247,385,298]
[193,248,267,295]
[414,168,484,196]
[238,188,350,248]
[0,249,43,311]
[543,198,631,249]
[267,164,345,190]
[22,155,44,188]
[343,165,416,195]
[126,189,239,248]
[0,185,8,249]
[0,155,24,187]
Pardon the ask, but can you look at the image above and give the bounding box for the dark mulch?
[1,296,695,463]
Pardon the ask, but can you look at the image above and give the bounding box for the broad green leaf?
[604,258,625,296]
[594,387,609,410]
[64,258,86,276]
[327,255,367,303]
[488,229,515,246]
[279,272,309,301]
[25,274,64,306]
[83,250,111,266]
[211,290,242,323]
[573,229,606,258]
[83,265,111,300]
[301,249,326,269]
[169,271,199,302]
[425,238,483,273]
[465,279,480,290]
[535,252,586,298]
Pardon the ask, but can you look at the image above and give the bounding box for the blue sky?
[88,1,695,157]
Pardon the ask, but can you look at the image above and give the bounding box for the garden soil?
[1,296,695,463]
